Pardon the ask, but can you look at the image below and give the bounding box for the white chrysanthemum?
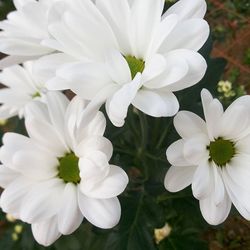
[0,92,128,246]
[37,0,209,127]
[0,0,61,67]
[164,89,250,225]
[0,61,47,119]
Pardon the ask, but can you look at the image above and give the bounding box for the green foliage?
[244,48,250,66]
[0,0,15,20]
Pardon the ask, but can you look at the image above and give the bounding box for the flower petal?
[58,184,84,235]
[96,0,131,54]
[163,0,207,21]
[20,179,64,224]
[174,111,207,138]
[76,136,113,161]
[192,160,212,199]
[105,49,131,84]
[132,89,179,117]
[223,167,250,220]
[199,192,231,225]
[164,165,197,192]
[166,139,189,166]
[12,150,58,180]
[159,19,209,53]
[183,134,209,165]
[80,165,128,199]
[0,165,18,189]
[0,176,33,217]
[32,216,61,247]
[78,192,121,229]
[106,73,142,127]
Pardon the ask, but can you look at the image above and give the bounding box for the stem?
[156,120,173,149]
[138,111,148,150]
[157,193,192,203]
[144,152,167,163]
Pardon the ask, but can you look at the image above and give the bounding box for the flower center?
[58,153,80,184]
[208,138,235,167]
[32,92,41,98]
[125,55,145,79]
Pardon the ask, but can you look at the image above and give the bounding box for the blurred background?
[0,0,249,249]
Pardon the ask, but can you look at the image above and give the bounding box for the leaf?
[90,194,165,250]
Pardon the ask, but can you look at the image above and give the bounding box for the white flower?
[0,61,46,119]
[37,0,209,127]
[0,92,128,246]
[164,89,250,225]
[0,0,63,67]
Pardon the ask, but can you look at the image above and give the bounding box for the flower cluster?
[0,0,249,247]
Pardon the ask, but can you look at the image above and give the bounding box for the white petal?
[56,62,112,100]
[106,73,142,127]
[220,104,249,140]
[162,50,207,92]
[80,165,128,199]
[164,165,197,192]
[159,19,209,53]
[174,111,207,138]
[58,184,83,235]
[166,139,189,166]
[79,150,110,186]
[236,134,250,154]
[13,0,34,10]
[192,160,212,199]
[0,165,18,188]
[183,135,209,165]
[199,193,231,225]
[201,89,223,140]
[150,14,178,55]
[212,165,225,206]
[0,55,38,69]
[130,0,164,59]
[76,136,113,161]
[34,53,75,84]
[142,54,167,82]
[32,216,61,247]
[226,155,250,192]
[223,167,250,220]
[25,118,68,157]
[0,176,33,217]
[132,89,179,117]
[105,49,131,84]
[45,91,69,139]
[12,150,58,180]
[78,192,121,229]
[163,0,207,20]
[96,0,131,54]
[20,179,65,223]
[143,52,188,89]
[0,38,52,56]
[77,112,107,140]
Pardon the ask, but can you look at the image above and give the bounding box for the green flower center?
[125,55,145,79]
[58,153,80,184]
[32,92,41,98]
[208,138,236,167]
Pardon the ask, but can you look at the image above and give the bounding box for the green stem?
[144,152,167,163]
[156,120,173,149]
[157,193,192,203]
[138,111,148,150]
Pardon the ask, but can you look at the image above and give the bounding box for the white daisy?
[37,0,209,127]
[0,61,46,119]
[0,0,65,67]
[0,92,128,246]
[164,89,250,225]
